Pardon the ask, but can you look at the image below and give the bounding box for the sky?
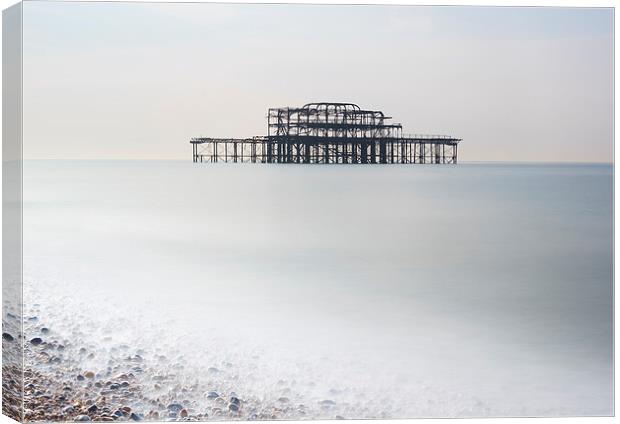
[22,2,614,162]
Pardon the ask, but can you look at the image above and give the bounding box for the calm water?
[23,161,613,417]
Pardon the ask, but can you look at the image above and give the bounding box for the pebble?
[206,391,219,399]
[30,337,43,346]
[41,327,50,334]
[180,409,188,418]
[2,333,14,341]
[87,404,98,413]
[167,403,183,412]
[129,412,142,421]
[84,371,95,379]
[74,415,91,422]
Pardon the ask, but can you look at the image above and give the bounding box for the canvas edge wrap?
[3,2,24,422]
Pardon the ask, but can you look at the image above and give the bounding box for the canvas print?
[2,2,614,422]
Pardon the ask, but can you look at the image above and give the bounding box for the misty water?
[22,161,613,418]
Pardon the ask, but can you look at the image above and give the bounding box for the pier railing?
[190,135,460,165]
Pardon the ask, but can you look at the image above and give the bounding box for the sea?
[21,161,613,418]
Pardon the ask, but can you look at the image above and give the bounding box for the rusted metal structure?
[190,102,461,164]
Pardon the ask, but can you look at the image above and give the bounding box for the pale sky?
[22,2,613,162]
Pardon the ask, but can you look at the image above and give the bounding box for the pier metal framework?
[191,102,461,164]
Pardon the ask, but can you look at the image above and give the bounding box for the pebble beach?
[3,301,355,422]
[2,279,494,423]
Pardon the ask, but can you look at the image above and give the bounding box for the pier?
[191,103,461,164]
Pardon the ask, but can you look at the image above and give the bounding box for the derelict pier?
[191,102,461,164]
